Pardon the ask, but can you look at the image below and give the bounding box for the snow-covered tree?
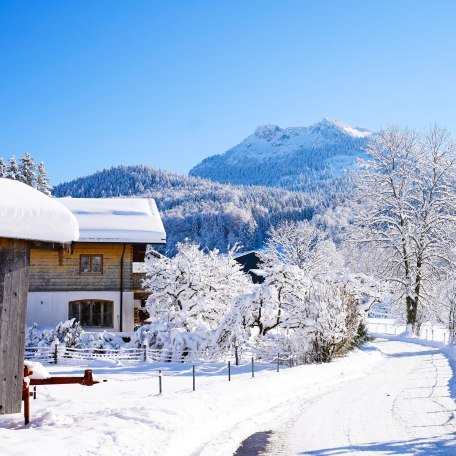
[144,241,252,337]
[19,152,36,186]
[2,153,52,194]
[303,280,359,362]
[352,125,456,333]
[0,157,5,178]
[6,156,20,180]
[262,220,343,278]
[37,162,52,195]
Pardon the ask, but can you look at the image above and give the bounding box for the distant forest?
[53,165,345,254]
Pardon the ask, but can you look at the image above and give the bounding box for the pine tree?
[19,152,36,186]
[0,157,5,178]
[36,162,52,195]
[6,156,20,180]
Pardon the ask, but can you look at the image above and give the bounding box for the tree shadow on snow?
[298,434,456,455]
[370,335,456,400]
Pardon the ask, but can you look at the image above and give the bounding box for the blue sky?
[1,0,456,184]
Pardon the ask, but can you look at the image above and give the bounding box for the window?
[69,300,113,327]
[80,255,103,274]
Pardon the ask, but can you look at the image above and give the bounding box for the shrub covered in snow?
[26,319,124,349]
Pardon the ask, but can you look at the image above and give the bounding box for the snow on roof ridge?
[58,197,166,244]
[0,178,79,243]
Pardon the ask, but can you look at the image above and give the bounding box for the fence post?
[143,346,147,362]
[277,352,280,372]
[33,386,36,400]
[192,365,196,391]
[54,344,58,364]
[251,357,254,378]
[235,346,239,366]
[158,370,162,394]
[431,330,434,341]
[425,329,428,340]
[228,361,231,381]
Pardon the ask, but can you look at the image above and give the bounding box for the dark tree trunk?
[406,295,418,333]
[0,238,30,415]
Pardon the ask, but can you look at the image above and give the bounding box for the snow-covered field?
[1,335,455,456]
[0,347,383,456]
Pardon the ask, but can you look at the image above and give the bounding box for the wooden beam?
[0,238,30,415]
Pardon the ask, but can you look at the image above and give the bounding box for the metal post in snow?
[54,345,58,364]
[158,370,162,394]
[143,346,147,362]
[228,361,231,381]
[192,365,195,391]
[251,357,254,378]
[235,346,239,366]
[33,386,36,400]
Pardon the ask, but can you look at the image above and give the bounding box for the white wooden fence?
[24,345,296,366]
[367,318,451,343]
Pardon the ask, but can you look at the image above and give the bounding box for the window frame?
[68,299,114,328]
[79,254,104,274]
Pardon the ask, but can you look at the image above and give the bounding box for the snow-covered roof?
[58,197,166,244]
[0,178,79,243]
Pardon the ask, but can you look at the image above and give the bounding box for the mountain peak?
[190,119,374,188]
[312,118,372,139]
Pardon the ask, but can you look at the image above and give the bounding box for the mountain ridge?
[189,118,373,189]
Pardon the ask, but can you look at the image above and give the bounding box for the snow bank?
[0,179,79,243]
[58,197,166,244]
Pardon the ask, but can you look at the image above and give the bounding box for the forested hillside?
[53,165,321,254]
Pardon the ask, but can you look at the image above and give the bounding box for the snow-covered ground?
[1,336,455,456]
[264,337,456,455]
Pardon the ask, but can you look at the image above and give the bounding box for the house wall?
[29,243,133,292]
[27,291,135,332]
[28,242,141,332]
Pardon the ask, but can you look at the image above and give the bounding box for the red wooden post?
[22,365,33,425]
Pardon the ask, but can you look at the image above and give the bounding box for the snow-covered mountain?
[190,119,373,188]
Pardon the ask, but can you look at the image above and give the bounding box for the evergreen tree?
[0,157,5,178]
[19,152,36,186]
[36,162,52,195]
[6,156,20,180]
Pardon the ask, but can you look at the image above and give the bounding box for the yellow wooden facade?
[29,243,139,292]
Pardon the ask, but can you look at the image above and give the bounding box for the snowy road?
[264,338,456,455]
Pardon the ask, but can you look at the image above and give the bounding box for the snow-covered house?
[27,198,166,332]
